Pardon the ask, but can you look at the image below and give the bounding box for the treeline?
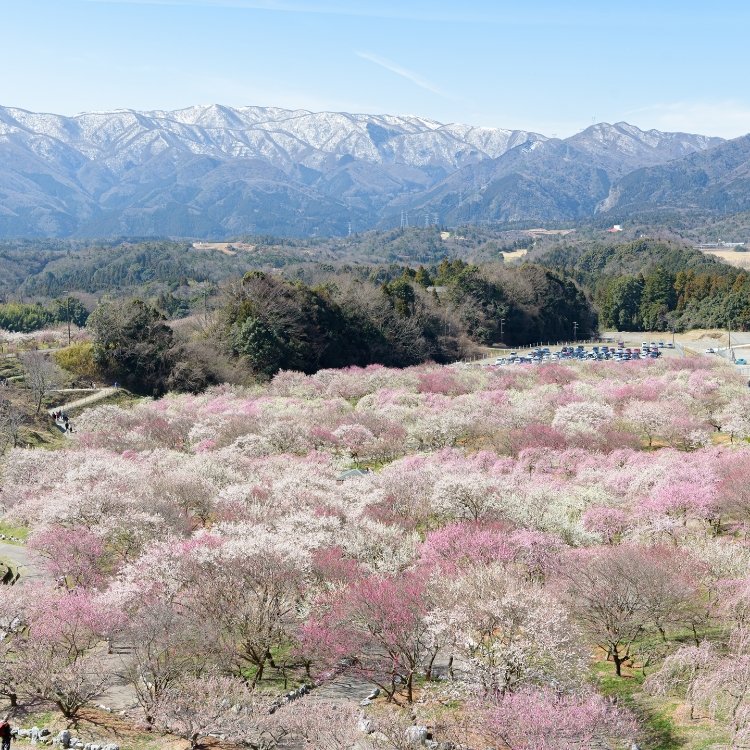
[428,259,597,346]
[0,298,89,333]
[20,242,206,296]
[292,259,598,347]
[85,277,465,396]
[222,271,465,378]
[0,226,536,306]
[83,263,597,394]
[542,238,750,331]
[1,241,251,304]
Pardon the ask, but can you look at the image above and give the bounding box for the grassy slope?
[594,654,729,750]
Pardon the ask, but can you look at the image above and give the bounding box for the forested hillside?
[540,238,750,331]
[81,262,595,394]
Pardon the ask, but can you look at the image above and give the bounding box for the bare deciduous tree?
[0,396,24,451]
[20,351,63,414]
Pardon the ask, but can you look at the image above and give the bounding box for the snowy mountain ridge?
[0,103,727,237]
[0,103,547,170]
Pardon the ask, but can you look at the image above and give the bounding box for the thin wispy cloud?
[81,1,722,27]
[356,51,448,98]
[80,0,487,22]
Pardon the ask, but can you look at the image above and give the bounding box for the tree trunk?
[612,650,625,677]
[251,658,266,688]
[424,647,439,680]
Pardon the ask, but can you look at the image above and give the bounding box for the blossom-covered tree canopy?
[3,357,750,747]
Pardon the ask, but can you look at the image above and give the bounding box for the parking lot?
[490,339,675,366]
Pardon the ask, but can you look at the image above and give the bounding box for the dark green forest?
[540,238,750,331]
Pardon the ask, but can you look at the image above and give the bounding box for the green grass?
[239,643,312,693]
[0,361,23,378]
[20,423,67,451]
[0,521,29,542]
[593,660,729,750]
[595,663,679,749]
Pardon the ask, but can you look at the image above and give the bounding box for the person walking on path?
[0,715,12,750]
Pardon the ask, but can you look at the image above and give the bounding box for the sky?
[3,0,750,138]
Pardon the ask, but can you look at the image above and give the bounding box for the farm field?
[698,248,750,269]
[500,248,528,261]
[191,242,257,256]
[3,357,750,748]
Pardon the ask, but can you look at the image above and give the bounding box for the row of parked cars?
[494,340,673,366]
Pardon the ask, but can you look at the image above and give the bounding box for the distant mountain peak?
[0,103,729,238]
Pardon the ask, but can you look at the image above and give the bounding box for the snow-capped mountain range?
[0,104,732,237]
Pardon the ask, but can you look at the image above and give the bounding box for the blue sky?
[3,0,750,137]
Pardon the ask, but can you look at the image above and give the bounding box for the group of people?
[51,410,73,433]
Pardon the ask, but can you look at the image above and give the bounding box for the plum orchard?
[3,357,750,747]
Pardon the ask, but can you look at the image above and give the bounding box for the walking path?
[0,541,41,582]
[48,387,120,434]
[47,387,118,416]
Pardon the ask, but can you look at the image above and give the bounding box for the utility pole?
[573,321,578,342]
[500,318,505,345]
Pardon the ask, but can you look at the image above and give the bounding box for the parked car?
[706,348,717,354]
[737,358,748,366]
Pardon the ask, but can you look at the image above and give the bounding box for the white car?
[705,348,717,354]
